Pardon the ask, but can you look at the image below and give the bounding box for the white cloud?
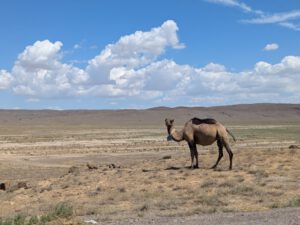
[181,56,300,104]
[244,10,300,24]
[206,0,300,31]
[11,40,89,98]
[86,20,185,85]
[279,22,300,31]
[74,44,81,49]
[206,0,253,13]
[0,20,300,106]
[263,43,279,51]
[0,70,13,90]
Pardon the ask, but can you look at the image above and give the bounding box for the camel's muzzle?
[166,134,173,141]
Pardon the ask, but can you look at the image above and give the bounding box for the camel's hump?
[191,117,217,125]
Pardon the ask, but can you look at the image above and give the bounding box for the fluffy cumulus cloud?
[11,40,88,98]
[0,70,13,90]
[86,20,184,85]
[0,20,300,106]
[263,43,279,51]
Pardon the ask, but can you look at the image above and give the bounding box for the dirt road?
[102,208,300,225]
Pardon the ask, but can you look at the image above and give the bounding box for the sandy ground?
[0,106,300,224]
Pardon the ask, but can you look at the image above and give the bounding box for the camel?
[165,118,236,170]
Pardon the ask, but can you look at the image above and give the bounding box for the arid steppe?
[0,104,300,224]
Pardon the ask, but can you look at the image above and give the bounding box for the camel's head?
[165,118,174,141]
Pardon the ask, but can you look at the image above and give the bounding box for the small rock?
[162,155,172,160]
[0,182,6,191]
[40,185,52,193]
[68,166,80,175]
[61,184,69,189]
[108,163,120,169]
[87,163,98,170]
[140,204,149,211]
[8,181,29,192]
[84,219,98,224]
[17,182,29,189]
[289,145,300,149]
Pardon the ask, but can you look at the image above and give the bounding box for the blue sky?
[0,0,300,109]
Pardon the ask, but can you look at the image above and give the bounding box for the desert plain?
[0,104,300,224]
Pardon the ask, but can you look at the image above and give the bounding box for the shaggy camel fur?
[165,118,236,170]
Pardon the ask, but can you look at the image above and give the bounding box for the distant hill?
[0,103,299,128]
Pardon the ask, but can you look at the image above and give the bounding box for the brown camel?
[165,118,236,170]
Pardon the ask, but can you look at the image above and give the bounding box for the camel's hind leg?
[194,143,199,168]
[211,139,223,169]
[223,140,233,170]
[188,141,196,169]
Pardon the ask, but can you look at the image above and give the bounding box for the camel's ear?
[170,119,174,124]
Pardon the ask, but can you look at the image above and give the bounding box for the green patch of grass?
[269,202,280,209]
[13,215,26,225]
[0,218,13,225]
[0,202,74,225]
[52,202,73,218]
[0,215,25,225]
[229,185,256,196]
[27,216,38,225]
[39,214,53,224]
[284,196,300,207]
[231,125,300,141]
[194,195,227,207]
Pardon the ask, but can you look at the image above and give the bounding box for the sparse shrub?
[218,181,234,188]
[285,196,300,207]
[236,176,245,183]
[172,186,182,191]
[53,202,73,218]
[0,218,13,225]
[200,180,216,188]
[269,202,280,209]
[27,216,39,225]
[118,187,126,193]
[96,186,102,192]
[229,185,255,196]
[193,206,217,214]
[13,215,25,225]
[140,204,149,211]
[248,169,269,181]
[194,195,227,207]
[0,215,26,225]
[40,214,53,224]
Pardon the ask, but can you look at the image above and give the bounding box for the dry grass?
[0,123,299,223]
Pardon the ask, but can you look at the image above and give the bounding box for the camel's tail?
[226,128,236,142]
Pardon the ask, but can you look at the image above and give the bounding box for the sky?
[0,0,300,109]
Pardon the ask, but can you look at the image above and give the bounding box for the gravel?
[101,208,300,225]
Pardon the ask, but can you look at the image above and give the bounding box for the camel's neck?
[170,127,184,142]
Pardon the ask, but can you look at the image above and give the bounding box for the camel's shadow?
[142,166,227,172]
[142,167,185,172]
[164,166,228,172]
[164,166,181,170]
